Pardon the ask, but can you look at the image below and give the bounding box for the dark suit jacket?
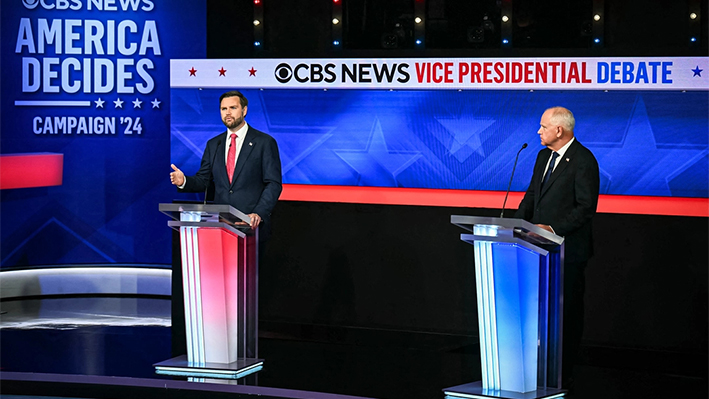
[514,139,600,263]
[181,125,282,226]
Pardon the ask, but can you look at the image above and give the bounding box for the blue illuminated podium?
[444,216,566,399]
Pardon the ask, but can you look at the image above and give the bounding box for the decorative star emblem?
[434,116,495,162]
[189,67,197,76]
[132,98,143,108]
[692,66,703,77]
[219,67,227,76]
[334,119,421,184]
[151,98,161,109]
[593,95,705,196]
[113,98,124,108]
[248,67,257,76]
[94,98,105,108]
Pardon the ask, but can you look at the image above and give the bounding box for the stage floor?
[1,297,706,399]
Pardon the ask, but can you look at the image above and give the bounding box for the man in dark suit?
[169,90,282,233]
[514,106,600,391]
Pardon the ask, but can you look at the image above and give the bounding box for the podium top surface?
[451,215,564,247]
[159,203,250,225]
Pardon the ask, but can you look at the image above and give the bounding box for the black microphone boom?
[500,143,527,218]
[204,140,222,205]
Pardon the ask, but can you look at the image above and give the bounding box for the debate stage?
[1,279,706,399]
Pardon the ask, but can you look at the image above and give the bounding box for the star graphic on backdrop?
[249,67,257,76]
[132,98,143,108]
[433,116,495,162]
[94,98,105,108]
[592,95,706,196]
[113,98,124,108]
[265,128,335,175]
[334,119,421,184]
[692,66,703,77]
[151,98,161,109]
[218,67,227,76]
[189,67,197,76]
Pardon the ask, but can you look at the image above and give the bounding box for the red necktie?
[226,133,237,183]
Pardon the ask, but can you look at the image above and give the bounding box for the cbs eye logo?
[274,63,293,83]
[23,0,40,9]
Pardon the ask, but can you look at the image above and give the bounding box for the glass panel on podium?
[444,216,566,399]
[154,203,262,379]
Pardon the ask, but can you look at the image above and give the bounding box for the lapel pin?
[566,158,570,162]
[249,142,253,146]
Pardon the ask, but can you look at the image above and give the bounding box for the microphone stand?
[500,143,527,218]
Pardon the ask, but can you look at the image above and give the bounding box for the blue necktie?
[542,152,559,188]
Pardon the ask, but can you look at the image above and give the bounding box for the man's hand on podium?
[248,213,261,229]
[535,224,554,233]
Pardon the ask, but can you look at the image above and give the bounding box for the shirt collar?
[555,136,575,158]
[226,122,249,140]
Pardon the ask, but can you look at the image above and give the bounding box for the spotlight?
[332,18,340,25]
[253,20,260,26]
[593,14,601,21]
[502,38,509,44]
[594,38,600,43]
[690,12,698,20]
[416,39,422,45]
[254,41,261,46]
[415,17,422,24]
[333,40,340,46]
[502,15,509,23]
[254,0,260,4]
[690,37,697,42]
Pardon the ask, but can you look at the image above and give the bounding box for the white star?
[94,98,105,108]
[113,98,124,108]
[132,98,143,109]
[151,98,161,109]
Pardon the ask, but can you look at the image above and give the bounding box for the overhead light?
[593,14,601,21]
[415,17,422,24]
[690,12,698,20]
[253,20,260,26]
[502,15,509,23]
[332,18,340,25]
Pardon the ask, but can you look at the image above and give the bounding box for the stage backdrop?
[170,57,709,215]
[1,0,206,268]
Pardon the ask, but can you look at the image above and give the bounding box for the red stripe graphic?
[281,184,709,217]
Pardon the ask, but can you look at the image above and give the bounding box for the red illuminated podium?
[154,203,262,379]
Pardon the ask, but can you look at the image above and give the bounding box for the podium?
[154,203,263,379]
[444,216,566,399]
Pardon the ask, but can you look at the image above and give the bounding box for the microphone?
[500,143,527,218]
[204,140,222,205]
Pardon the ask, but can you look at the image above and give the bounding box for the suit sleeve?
[514,152,543,221]
[252,136,283,218]
[180,140,217,193]
[551,150,600,237]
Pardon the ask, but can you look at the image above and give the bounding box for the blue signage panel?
[1,0,206,267]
